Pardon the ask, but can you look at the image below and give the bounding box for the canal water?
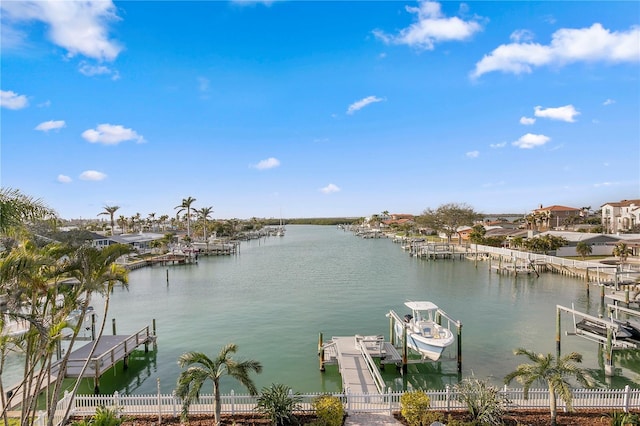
[5,225,640,395]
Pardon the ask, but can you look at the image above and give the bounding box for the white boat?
[393,301,455,361]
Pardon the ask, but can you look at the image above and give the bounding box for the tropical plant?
[70,406,123,426]
[255,383,302,426]
[195,206,214,242]
[605,410,640,426]
[400,390,433,426]
[613,242,632,265]
[176,343,262,425]
[312,394,345,426]
[454,376,508,426]
[175,196,197,238]
[0,187,56,235]
[97,205,120,235]
[469,224,486,245]
[576,242,592,260]
[504,348,594,426]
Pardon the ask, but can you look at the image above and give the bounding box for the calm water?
[5,225,640,394]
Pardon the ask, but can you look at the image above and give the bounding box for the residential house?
[531,205,582,230]
[538,231,622,257]
[601,199,640,234]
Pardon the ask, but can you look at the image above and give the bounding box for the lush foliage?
[176,344,262,425]
[417,203,482,243]
[576,241,592,259]
[504,348,593,426]
[71,406,123,426]
[312,394,345,426]
[454,377,508,426]
[400,390,433,426]
[255,383,303,426]
[522,235,568,254]
[606,410,640,426]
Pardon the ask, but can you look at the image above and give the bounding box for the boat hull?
[395,323,454,361]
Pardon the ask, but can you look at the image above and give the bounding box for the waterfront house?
[601,199,640,234]
[531,205,582,230]
[538,231,623,257]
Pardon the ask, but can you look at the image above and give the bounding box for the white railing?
[48,385,640,424]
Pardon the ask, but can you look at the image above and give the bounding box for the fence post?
[624,385,630,413]
[346,388,350,414]
[172,390,177,418]
[157,378,162,423]
[113,391,120,417]
[230,389,235,416]
[388,387,392,416]
[445,385,450,411]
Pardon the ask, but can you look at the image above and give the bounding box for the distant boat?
[391,301,455,361]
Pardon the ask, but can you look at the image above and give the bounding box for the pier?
[4,325,156,411]
[318,335,401,394]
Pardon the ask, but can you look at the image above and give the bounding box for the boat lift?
[556,304,640,377]
[386,308,462,373]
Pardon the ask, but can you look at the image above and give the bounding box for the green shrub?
[400,391,432,426]
[606,411,640,426]
[256,383,303,426]
[454,377,507,426]
[70,406,123,426]
[312,394,345,426]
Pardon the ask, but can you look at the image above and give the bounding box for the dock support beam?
[318,333,325,372]
[457,322,462,374]
[556,307,561,359]
[402,326,408,373]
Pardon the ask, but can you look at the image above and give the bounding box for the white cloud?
[79,62,119,80]
[57,174,72,183]
[510,29,534,43]
[373,0,482,50]
[603,98,616,106]
[35,119,65,132]
[472,23,640,78]
[512,133,551,149]
[320,183,341,194]
[252,157,280,170]
[38,100,51,108]
[520,116,536,125]
[347,96,384,115]
[466,150,479,158]
[0,0,122,61]
[490,142,507,148]
[79,170,107,181]
[534,104,580,122]
[82,124,145,145]
[1,90,29,109]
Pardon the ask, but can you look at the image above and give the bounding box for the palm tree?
[175,197,197,239]
[117,215,127,234]
[0,187,56,235]
[576,242,592,260]
[97,205,120,235]
[613,242,632,266]
[176,343,262,425]
[195,206,214,242]
[504,348,593,426]
[58,243,132,423]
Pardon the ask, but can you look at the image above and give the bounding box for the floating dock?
[319,335,401,394]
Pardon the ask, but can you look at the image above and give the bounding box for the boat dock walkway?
[4,326,156,411]
[320,335,401,394]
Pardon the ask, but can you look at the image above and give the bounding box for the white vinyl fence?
[36,385,640,425]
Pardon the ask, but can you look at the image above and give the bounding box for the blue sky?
[1,1,639,220]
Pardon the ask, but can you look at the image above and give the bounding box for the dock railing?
[47,385,640,424]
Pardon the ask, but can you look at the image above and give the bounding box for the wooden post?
[625,287,630,308]
[600,284,606,306]
[318,333,325,372]
[457,322,462,373]
[402,325,408,373]
[389,314,395,346]
[555,307,561,359]
[112,318,117,335]
[166,269,169,286]
[605,327,614,377]
[91,313,96,341]
[152,319,157,350]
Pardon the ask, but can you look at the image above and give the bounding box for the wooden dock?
[319,335,401,394]
[4,326,156,410]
